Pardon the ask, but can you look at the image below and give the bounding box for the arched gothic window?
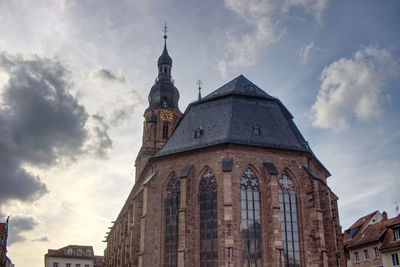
[241,168,262,266]
[165,176,180,267]
[163,123,168,139]
[199,169,218,267]
[278,174,301,267]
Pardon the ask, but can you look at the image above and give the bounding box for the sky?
[0,0,399,266]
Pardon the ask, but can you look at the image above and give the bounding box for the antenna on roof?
[197,80,203,100]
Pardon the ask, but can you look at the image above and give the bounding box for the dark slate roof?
[158,42,172,66]
[154,75,310,157]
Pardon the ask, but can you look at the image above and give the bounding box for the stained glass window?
[165,176,180,267]
[278,174,301,267]
[199,169,218,267]
[241,168,262,266]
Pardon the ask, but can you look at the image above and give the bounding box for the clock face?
[160,109,173,122]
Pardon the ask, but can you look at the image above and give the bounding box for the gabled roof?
[345,212,400,248]
[154,75,311,157]
[347,210,379,231]
[381,215,400,250]
[45,245,95,258]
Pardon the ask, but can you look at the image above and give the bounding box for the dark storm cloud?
[0,51,112,205]
[93,68,127,83]
[6,215,38,246]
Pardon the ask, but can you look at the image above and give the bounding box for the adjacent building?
[44,245,103,267]
[103,32,345,266]
[343,210,400,267]
[0,217,13,267]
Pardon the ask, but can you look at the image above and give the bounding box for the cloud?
[0,51,112,205]
[219,0,328,76]
[298,41,314,64]
[311,47,398,130]
[83,114,113,158]
[32,236,49,242]
[92,69,127,84]
[6,215,39,246]
[109,89,145,125]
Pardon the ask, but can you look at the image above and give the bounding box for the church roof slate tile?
[154,75,311,158]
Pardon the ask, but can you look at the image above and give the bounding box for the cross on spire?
[163,23,168,39]
[197,80,203,100]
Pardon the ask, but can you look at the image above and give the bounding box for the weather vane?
[163,23,168,39]
[197,80,203,100]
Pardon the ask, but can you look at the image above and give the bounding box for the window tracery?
[241,168,262,266]
[278,174,301,267]
[165,176,180,267]
[199,169,218,267]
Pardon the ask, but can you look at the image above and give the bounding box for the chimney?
[382,211,388,221]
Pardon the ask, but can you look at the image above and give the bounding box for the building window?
[373,247,379,258]
[86,250,91,256]
[241,168,262,266]
[76,264,81,267]
[392,253,399,266]
[394,228,400,241]
[354,251,359,262]
[66,264,71,267]
[364,249,369,260]
[77,249,82,256]
[165,176,180,267]
[279,174,301,267]
[53,263,58,267]
[67,248,73,255]
[347,231,352,240]
[85,265,89,267]
[163,123,168,139]
[199,169,218,267]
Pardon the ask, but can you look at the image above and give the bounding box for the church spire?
[147,23,180,111]
[157,23,172,76]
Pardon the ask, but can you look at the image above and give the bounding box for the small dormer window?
[67,248,72,255]
[77,249,82,256]
[194,128,203,138]
[252,126,261,135]
[394,228,400,241]
[347,231,352,240]
[86,250,91,256]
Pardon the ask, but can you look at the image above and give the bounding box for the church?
[103,31,345,267]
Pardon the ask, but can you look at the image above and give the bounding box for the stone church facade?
[103,34,345,267]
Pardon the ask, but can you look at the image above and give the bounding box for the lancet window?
[241,168,262,266]
[278,174,301,267]
[163,123,168,139]
[165,176,180,267]
[199,169,218,267]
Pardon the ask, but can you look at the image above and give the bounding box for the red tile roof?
[346,214,400,248]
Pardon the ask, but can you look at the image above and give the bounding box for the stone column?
[138,187,147,267]
[177,176,187,267]
[222,159,234,267]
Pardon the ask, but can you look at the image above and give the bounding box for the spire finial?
[163,23,168,40]
[197,80,203,100]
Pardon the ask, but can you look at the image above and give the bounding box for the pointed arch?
[240,167,262,266]
[278,173,301,267]
[199,168,218,267]
[164,175,180,267]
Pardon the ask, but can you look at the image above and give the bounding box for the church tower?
[104,27,345,267]
[135,27,182,179]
